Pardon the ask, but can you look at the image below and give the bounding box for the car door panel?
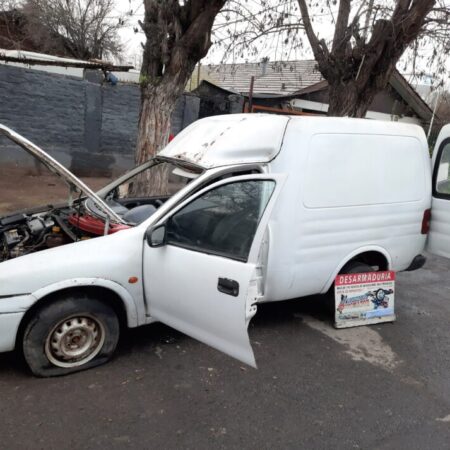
[143,174,285,367]
[144,245,260,366]
[428,125,450,258]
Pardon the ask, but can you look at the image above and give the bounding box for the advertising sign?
[334,271,396,328]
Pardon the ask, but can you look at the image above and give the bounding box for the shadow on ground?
[0,293,332,377]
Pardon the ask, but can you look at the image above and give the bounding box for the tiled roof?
[202,59,433,121]
[204,60,323,95]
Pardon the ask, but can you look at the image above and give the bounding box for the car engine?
[0,210,76,262]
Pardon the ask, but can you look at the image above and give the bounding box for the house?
[195,60,434,128]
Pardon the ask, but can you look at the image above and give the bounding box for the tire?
[341,261,375,274]
[324,261,375,316]
[22,293,120,377]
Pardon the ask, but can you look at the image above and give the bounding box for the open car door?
[428,125,450,258]
[143,174,285,367]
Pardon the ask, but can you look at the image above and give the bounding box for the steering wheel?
[167,217,186,243]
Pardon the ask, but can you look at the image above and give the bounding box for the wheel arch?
[322,246,392,292]
[16,279,139,350]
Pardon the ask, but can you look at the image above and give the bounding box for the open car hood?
[0,124,125,224]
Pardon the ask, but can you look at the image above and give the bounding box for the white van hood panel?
[160,114,289,168]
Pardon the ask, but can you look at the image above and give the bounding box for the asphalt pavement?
[0,254,449,449]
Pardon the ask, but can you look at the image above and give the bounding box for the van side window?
[166,180,275,261]
[436,142,450,195]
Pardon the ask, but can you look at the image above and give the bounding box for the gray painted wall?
[0,64,200,176]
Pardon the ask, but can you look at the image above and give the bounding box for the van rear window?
[303,134,426,208]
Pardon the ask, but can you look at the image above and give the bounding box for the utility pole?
[197,62,201,89]
[428,89,441,140]
[248,76,255,113]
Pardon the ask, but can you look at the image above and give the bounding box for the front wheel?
[23,294,120,377]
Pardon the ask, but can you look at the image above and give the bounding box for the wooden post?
[248,76,255,113]
[197,62,201,88]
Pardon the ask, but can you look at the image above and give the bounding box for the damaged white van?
[0,115,448,376]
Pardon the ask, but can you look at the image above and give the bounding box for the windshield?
[0,124,124,223]
[85,159,204,225]
[0,139,84,216]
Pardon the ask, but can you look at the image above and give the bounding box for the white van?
[0,115,448,376]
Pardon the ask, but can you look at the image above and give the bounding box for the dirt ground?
[0,168,112,215]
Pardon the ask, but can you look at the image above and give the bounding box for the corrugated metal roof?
[204,60,322,95]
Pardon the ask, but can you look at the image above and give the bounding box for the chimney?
[260,57,269,76]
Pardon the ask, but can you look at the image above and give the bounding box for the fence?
[0,64,200,176]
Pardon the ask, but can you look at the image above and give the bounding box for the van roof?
[160,114,426,168]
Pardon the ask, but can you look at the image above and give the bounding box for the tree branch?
[296,0,329,67]
[332,0,351,54]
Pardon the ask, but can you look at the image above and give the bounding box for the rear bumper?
[0,312,25,352]
[405,254,427,272]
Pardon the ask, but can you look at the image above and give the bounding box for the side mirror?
[146,224,167,247]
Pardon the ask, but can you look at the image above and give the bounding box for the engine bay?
[0,124,202,264]
[0,196,170,263]
[1,206,83,262]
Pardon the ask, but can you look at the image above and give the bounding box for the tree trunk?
[297,0,436,119]
[136,84,177,166]
[132,0,226,195]
[327,81,378,118]
[328,82,359,117]
[131,81,182,196]
[327,60,395,118]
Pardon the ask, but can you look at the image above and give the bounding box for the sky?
[115,0,321,66]
[116,0,145,67]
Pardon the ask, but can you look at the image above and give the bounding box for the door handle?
[218,278,239,297]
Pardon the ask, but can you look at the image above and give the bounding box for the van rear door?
[428,125,450,258]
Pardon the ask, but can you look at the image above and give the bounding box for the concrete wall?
[0,64,200,176]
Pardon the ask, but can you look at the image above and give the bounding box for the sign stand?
[334,271,396,329]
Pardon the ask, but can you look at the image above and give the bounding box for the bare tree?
[136,0,226,168]
[129,0,449,172]
[22,0,125,59]
[438,92,450,122]
[296,0,448,117]
[208,1,449,119]
[0,1,34,51]
[210,0,305,63]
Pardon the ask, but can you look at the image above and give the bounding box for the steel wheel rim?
[44,314,106,368]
